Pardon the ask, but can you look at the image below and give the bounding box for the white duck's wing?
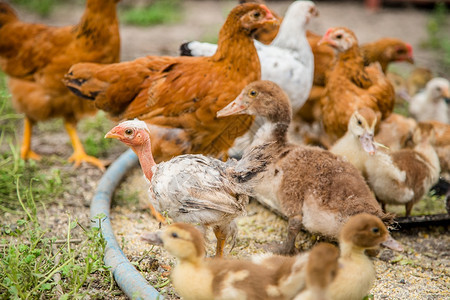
[152,155,247,223]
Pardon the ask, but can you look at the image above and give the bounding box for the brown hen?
[319,27,395,142]
[297,32,412,127]
[0,0,120,170]
[64,3,278,162]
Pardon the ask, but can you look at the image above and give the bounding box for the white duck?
[105,119,271,257]
[409,77,450,124]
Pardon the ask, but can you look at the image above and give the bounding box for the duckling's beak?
[216,93,248,118]
[381,234,403,252]
[105,127,121,139]
[359,131,376,155]
[141,231,163,246]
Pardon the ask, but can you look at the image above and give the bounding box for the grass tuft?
[121,0,182,26]
[425,3,450,70]
[10,0,56,17]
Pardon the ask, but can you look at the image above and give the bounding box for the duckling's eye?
[253,11,261,18]
[336,34,343,39]
[171,232,179,238]
[249,90,258,97]
[371,227,379,234]
[125,129,133,135]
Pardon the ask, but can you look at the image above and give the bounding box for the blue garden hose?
[90,149,163,300]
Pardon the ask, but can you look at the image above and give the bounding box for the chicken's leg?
[64,122,105,171]
[145,202,167,224]
[213,226,227,258]
[20,117,41,161]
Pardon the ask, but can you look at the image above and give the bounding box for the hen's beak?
[359,131,376,155]
[216,93,248,118]
[381,234,404,252]
[105,128,121,139]
[442,89,450,103]
[318,36,334,47]
[141,231,163,246]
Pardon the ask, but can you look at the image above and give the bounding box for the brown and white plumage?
[105,119,271,256]
[319,27,395,142]
[333,109,441,216]
[217,80,397,255]
[65,3,277,162]
[327,213,390,300]
[142,223,299,300]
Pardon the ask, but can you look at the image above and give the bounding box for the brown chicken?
[319,27,395,142]
[64,3,278,162]
[297,32,413,124]
[239,0,281,44]
[0,0,120,170]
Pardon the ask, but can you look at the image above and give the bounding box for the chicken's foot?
[20,118,41,161]
[64,122,105,171]
[145,202,167,224]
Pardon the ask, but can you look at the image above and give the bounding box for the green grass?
[121,0,182,26]
[0,205,114,298]
[10,0,57,17]
[79,112,115,158]
[425,3,450,70]
[386,191,447,217]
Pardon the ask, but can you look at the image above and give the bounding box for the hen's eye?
[249,90,258,97]
[436,87,441,92]
[171,232,178,238]
[372,227,379,234]
[336,34,343,39]
[125,129,133,135]
[253,11,261,18]
[357,119,362,126]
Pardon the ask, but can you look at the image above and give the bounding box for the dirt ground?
[4,0,450,299]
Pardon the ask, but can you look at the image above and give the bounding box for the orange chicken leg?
[64,122,105,171]
[20,117,41,161]
[146,202,167,224]
[213,227,227,258]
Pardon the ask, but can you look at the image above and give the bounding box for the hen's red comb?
[260,4,274,19]
[324,28,334,38]
[406,43,413,56]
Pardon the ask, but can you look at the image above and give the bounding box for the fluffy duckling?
[293,243,340,300]
[142,223,300,300]
[217,80,399,254]
[327,213,390,300]
[332,109,440,216]
[374,113,417,151]
[106,120,272,257]
[409,77,450,124]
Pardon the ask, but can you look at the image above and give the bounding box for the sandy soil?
[4,1,450,299]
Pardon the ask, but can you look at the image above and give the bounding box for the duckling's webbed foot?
[266,215,302,255]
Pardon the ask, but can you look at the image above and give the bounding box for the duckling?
[141,223,299,300]
[217,80,399,255]
[293,243,340,300]
[105,120,272,257]
[327,213,390,300]
[374,113,417,151]
[409,77,450,124]
[332,109,440,216]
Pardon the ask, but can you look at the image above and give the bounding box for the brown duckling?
[217,80,400,254]
[293,243,340,300]
[142,223,301,300]
[332,108,440,216]
[327,213,390,300]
